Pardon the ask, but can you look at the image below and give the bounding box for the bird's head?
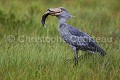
[48,7,71,19]
[41,7,74,27]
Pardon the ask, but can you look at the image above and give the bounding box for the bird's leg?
[73,48,78,66]
[70,45,79,66]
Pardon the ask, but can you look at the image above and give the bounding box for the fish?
[41,11,50,27]
[41,8,62,27]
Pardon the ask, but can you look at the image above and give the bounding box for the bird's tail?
[97,48,106,56]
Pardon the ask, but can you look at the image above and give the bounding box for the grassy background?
[0,0,120,80]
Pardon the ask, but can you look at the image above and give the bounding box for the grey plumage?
[41,7,106,65]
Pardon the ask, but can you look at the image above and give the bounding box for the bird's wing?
[68,25,91,38]
[67,25,106,55]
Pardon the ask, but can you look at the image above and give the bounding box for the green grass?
[0,0,120,80]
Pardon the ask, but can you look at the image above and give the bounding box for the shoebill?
[41,7,106,65]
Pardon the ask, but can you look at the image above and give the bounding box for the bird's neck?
[59,18,67,26]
